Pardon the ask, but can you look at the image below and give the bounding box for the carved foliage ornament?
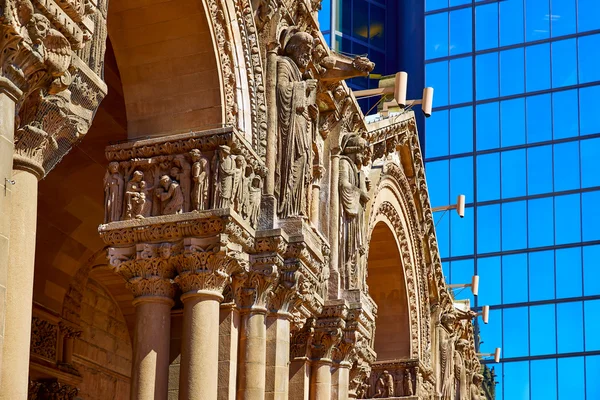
[30,316,58,361]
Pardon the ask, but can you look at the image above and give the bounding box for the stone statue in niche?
[454,339,469,400]
[373,370,394,398]
[339,133,371,290]
[439,313,458,400]
[214,145,235,208]
[404,369,414,396]
[155,175,184,215]
[104,162,124,223]
[248,175,262,227]
[123,171,147,220]
[470,373,483,400]
[276,29,319,219]
[232,155,247,215]
[190,149,210,211]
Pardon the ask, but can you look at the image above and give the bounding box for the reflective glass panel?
[450,56,473,104]
[528,197,554,248]
[426,12,448,60]
[449,8,472,56]
[557,357,585,399]
[476,53,499,100]
[554,194,581,245]
[500,0,524,46]
[553,141,580,191]
[551,0,576,37]
[530,304,556,355]
[552,89,579,139]
[526,43,551,92]
[503,308,529,357]
[425,110,449,157]
[476,102,500,150]
[337,3,351,34]
[581,138,600,188]
[352,0,369,41]
[557,301,584,353]
[500,48,525,97]
[578,34,600,84]
[526,0,550,41]
[479,310,503,355]
[450,259,475,303]
[501,150,526,198]
[476,153,501,202]
[451,206,474,257]
[435,210,450,259]
[551,39,577,88]
[450,107,473,154]
[579,85,600,135]
[425,160,449,207]
[426,61,449,107]
[425,0,448,12]
[583,245,600,296]
[556,247,582,298]
[531,359,557,400]
[502,202,527,251]
[450,156,473,204]
[584,300,600,351]
[578,0,600,32]
[587,356,600,399]
[582,191,600,241]
[526,94,552,143]
[478,256,501,305]
[527,145,553,195]
[529,250,555,301]
[369,4,385,49]
[477,205,501,254]
[502,253,528,303]
[475,3,499,50]
[501,98,526,147]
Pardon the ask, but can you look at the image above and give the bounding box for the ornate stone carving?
[373,370,394,398]
[290,317,315,360]
[104,162,124,223]
[190,149,211,212]
[339,132,371,291]
[234,257,280,310]
[276,28,318,219]
[30,317,58,360]
[156,175,184,215]
[123,171,147,220]
[28,379,78,400]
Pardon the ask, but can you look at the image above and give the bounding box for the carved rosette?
[107,243,178,301]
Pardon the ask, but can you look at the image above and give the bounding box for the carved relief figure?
[339,133,371,290]
[440,313,457,400]
[190,149,210,211]
[214,145,236,208]
[173,154,192,212]
[103,162,123,223]
[470,373,483,400]
[404,369,414,396]
[454,339,469,400]
[232,155,247,214]
[373,370,394,398]
[248,175,262,228]
[123,171,146,220]
[155,175,184,215]
[276,29,319,219]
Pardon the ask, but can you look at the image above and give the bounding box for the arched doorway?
[367,221,411,360]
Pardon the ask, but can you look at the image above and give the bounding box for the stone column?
[328,149,341,299]
[289,320,315,400]
[309,165,325,228]
[218,301,240,400]
[235,264,278,400]
[331,362,351,400]
[310,360,333,400]
[265,44,279,196]
[174,242,245,400]
[108,245,176,400]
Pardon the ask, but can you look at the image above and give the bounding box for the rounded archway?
[367,221,411,360]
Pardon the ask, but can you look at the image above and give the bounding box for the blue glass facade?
[424,0,600,398]
[320,0,600,398]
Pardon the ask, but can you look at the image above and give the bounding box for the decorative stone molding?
[30,317,58,361]
[28,379,78,400]
[233,259,280,311]
[290,317,315,360]
[311,300,347,361]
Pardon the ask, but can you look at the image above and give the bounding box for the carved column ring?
[132,295,175,308]
[180,289,224,303]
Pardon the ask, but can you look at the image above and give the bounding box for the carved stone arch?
[366,161,432,363]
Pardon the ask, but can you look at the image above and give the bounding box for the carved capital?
[28,379,78,400]
[290,318,315,360]
[233,259,279,311]
[30,316,58,361]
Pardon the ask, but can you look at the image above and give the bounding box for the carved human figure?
[338,133,371,290]
[276,29,319,219]
[454,339,469,400]
[123,171,146,220]
[470,373,483,400]
[214,145,236,208]
[439,312,457,400]
[232,155,247,214]
[373,370,394,398]
[173,154,192,212]
[190,149,210,211]
[248,175,262,228]
[155,175,184,215]
[404,369,414,396]
[103,162,124,223]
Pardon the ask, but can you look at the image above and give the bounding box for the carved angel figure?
[155,175,184,215]
[103,162,123,223]
[339,133,371,290]
[190,149,210,211]
[276,29,318,219]
[214,145,235,208]
[123,171,146,220]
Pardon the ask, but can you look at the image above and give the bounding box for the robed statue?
[339,133,371,290]
[276,29,319,218]
[104,162,123,223]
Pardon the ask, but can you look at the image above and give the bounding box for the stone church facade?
[0,0,487,399]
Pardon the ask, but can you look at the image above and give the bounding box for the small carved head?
[441,312,456,328]
[341,133,369,166]
[473,373,483,384]
[285,31,314,71]
[132,170,143,181]
[190,149,202,161]
[108,162,119,173]
[219,145,231,159]
[159,175,172,188]
[170,167,180,178]
[235,155,245,167]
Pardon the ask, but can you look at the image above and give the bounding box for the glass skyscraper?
[321,0,600,398]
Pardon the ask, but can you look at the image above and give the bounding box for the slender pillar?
[265,45,279,195]
[310,360,333,400]
[310,182,320,227]
[130,297,173,400]
[238,310,268,400]
[219,303,240,400]
[289,358,311,400]
[332,362,351,400]
[265,314,291,400]
[0,169,39,400]
[328,150,341,299]
[179,291,223,399]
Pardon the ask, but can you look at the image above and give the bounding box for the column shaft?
[310,360,332,400]
[179,291,222,399]
[265,315,291,400]
[0,170,38,400]
[130,298,173,400]
[289,359,311,400]
[310,183,320,227]
[265,49,278,195]
[238,310,267,400]
[332,364,350,400]
[218,304,240,400]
